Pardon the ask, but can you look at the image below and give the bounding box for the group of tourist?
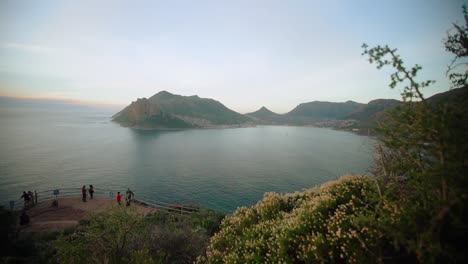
[116,188,135,206]
[80,185,136,206]
[81,185,94,202]
[17,186,136,227]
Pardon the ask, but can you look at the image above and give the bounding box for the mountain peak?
[155,90,173,96]
[245,106,285,124]
[253,106,276,114]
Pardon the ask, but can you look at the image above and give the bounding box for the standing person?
[20,191,30,207]
[27,191,34,206]
[125,192,130,206]
[81,185,87,202]
[125,188,135,206]
[116,192,122,206]
[89,185,94,199]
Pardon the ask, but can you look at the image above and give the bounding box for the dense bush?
[0,206,16,258]
[53,206,223,264]
[198,175,402,263]
[1,206,70,264]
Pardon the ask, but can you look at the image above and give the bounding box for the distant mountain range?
[113,87,467,131]
[246,101,366,126]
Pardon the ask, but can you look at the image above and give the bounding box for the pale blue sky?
[0,0,465,113]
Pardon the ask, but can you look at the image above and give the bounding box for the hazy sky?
[0,0,465,113]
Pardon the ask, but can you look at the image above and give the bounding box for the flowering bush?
[198,175,400,263]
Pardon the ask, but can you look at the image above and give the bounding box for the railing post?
[9,200,14,210]
[34,190,38,205]
[53,189,60,207]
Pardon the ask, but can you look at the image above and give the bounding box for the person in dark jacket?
[125,188,135,206]
[89,185,94,199]
[27,191,34,206]
[81,185,87,202]
[20,191,30,207]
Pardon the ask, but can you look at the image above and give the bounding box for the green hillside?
[113,91,252,129]
[347,87,468,133]
[286,101,365,123]
[346,99,400,121]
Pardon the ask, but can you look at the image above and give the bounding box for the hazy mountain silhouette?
[99,86,468,130]
[246,106,287,125]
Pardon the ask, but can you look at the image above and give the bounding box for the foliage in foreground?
[0,206,16,258]
[1,206,74,264]
[53,206,223,264]
[360,6,468,261]
[198,175,401,263]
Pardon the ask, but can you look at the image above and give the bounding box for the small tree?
[362,6,468,262]
[54,206,151,263]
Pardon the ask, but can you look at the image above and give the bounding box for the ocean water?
[0,106,375,213]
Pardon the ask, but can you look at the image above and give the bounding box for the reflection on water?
[0,107,374,213]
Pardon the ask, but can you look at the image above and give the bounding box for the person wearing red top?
[116,192,122,205]
[81,185,87,202]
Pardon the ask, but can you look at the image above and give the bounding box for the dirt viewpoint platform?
[22,197,154,232]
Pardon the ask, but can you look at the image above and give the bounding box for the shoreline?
[112,119,374,136]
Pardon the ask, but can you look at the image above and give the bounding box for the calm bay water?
[0,107,375,213]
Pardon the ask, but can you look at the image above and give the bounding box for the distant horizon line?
[0,95,126,110]
[0,91,405,114]
[0,92,399,114]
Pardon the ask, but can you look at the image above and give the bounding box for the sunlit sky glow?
[0,0,465,113]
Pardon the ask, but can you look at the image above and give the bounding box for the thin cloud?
[1,42,53,54]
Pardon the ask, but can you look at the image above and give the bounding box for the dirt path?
[20,197,154,232]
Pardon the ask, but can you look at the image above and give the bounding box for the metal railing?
[134,195,200,216]
[8,187,201,216]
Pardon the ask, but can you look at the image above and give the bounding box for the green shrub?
[198,175,401,263]
[53,205,223,264]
